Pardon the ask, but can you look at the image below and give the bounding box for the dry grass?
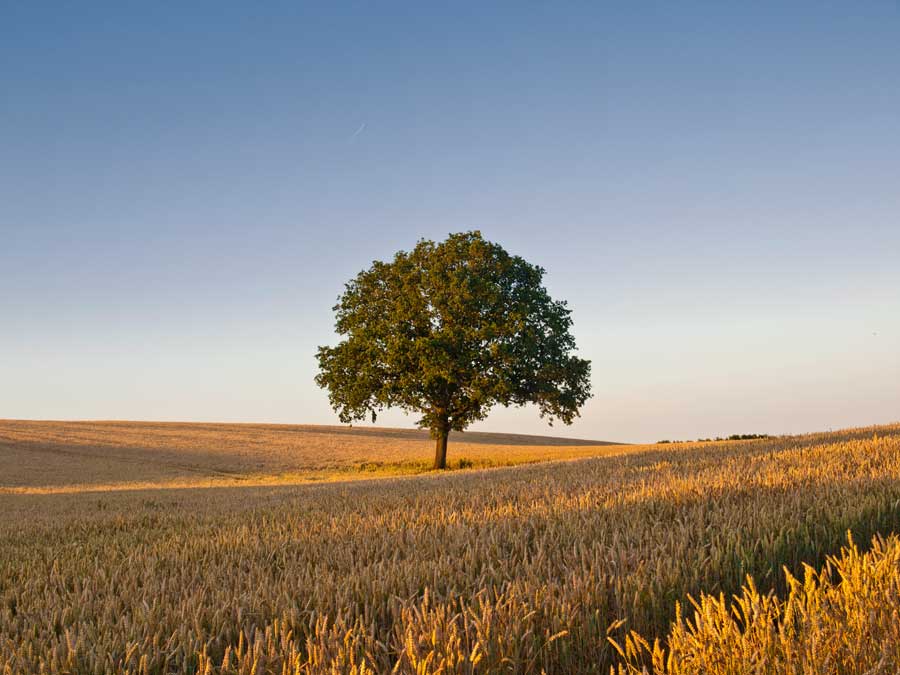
[0,419,623,493]
[2,423,900,674]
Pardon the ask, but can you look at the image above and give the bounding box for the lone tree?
[316,231,592,470]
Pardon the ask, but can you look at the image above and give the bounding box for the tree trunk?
[433,427,449,470]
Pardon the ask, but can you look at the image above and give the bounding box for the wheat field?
[2,423,900,673]
[0,419,622,493]
[612,531,900,673]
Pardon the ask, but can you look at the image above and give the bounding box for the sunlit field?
[2,423,900,673]
[612,530,900,674]
[0,419,623,493]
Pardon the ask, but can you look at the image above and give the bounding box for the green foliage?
[316,231,592,452]
[659,434,771,444]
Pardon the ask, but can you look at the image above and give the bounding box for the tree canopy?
[316,231,592,469]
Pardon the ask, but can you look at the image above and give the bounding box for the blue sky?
[2,2,898,443]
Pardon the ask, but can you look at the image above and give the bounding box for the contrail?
[349,122,367,141]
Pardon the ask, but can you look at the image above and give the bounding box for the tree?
[315,231,592,470]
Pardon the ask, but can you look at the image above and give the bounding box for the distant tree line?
[657,433,771,444]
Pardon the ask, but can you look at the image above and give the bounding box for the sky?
[2,2,899,443]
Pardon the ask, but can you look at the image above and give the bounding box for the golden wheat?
[0,419,623,493]
[611,532,900,674]
[1,424,899,673]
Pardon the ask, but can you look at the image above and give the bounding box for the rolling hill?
[0,419,625,493]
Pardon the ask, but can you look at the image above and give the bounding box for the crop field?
[612,530,900,673]
[2,423,900,673]
[0,419,622,493]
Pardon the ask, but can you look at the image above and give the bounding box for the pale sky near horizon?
[2,3,899,443]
